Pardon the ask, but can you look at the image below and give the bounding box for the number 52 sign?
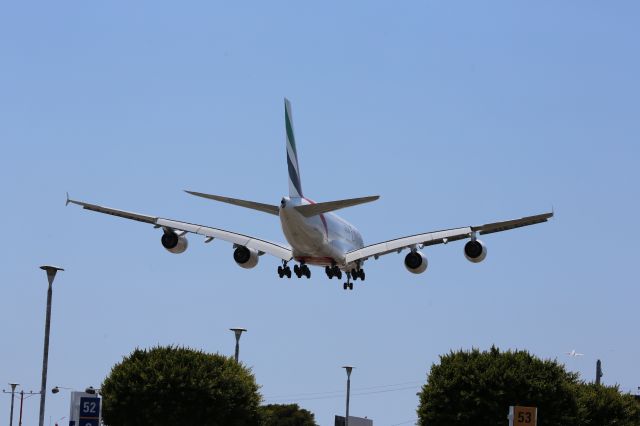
[509,406,537,426]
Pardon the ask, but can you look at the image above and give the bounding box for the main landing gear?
[277,262,292,278]
[294,263,311,279]
[325,265,343,280]
[351,268,365,281]
[277,262,310,279]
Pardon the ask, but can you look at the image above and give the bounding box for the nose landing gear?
[343,272,354,291]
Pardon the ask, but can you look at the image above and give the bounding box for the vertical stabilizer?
[285,98,303,198]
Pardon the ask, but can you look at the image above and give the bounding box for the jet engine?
[161,231,188,254]
[233,246,260,269]
[404,250,428,274]
[464,239,487,263]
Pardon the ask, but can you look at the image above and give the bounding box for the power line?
[265,384,421,402]
[264,380,422,399]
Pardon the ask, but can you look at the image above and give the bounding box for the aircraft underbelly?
[280,208,359,267]
[281,212,332,261]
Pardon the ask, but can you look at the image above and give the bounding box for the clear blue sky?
[1,1,639,425]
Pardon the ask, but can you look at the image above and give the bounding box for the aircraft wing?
[67,196,293,261]
[345,212,553,264]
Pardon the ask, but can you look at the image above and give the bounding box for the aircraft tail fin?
[294,196,380,217]
[185,190,280,215]
[285,98,304,198]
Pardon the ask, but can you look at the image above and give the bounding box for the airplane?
[67,98,553,291]
[566,350,584,357]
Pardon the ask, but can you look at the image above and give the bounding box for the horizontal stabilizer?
[294,196,380,217]
[185,190,280,215]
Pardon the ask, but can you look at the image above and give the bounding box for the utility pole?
[16,390,39,426]
[19,391,23,426]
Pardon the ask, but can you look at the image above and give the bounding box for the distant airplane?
[566,349,584,357]
[68,99,553,290]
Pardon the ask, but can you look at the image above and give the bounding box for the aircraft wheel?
[360,270,365,281]
[301,264,310,278]
[325,266,332,279]
[351,269,358,281]
[349,283,354,290]
[285,268,292,279]
[343,282,348,290]
[336,270,343,280]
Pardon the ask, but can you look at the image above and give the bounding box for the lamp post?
[38,265,64,426]
[51,387,72,395]
[342,366,354,426]
[85,387,100,395]
[229,328,247,362]
[3,383,19,426]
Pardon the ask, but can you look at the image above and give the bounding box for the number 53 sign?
[509,406,537,426]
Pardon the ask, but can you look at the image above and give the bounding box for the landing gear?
[325,265,342,280]
[277,262,292,278]
[294,263,311,279]
[350,268,365,281]
[343,272,354,291]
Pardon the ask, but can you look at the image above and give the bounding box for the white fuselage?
[279,197,363,268]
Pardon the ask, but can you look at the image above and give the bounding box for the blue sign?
[79,396,100,426]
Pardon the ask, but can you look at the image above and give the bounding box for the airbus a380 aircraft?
[68,99,553,290]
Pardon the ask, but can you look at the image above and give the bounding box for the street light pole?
[3,383,19,426]
[229,328,247,362]
[38,265,64,426]
[342,366,354,426]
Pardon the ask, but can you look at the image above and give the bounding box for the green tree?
[101,346,262,426]
[417,346,580,426]
[576,383,640,425]
[260,404,318,426]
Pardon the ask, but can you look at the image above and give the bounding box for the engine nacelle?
[404,250,428,274]
[464,239,487,263]
[233,246,260,269]
[161,231,188,254]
